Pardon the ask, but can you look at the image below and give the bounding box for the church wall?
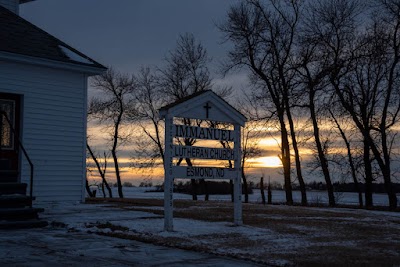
[0,60,87,203]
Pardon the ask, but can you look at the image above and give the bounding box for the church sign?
[159,90,247,231]
[173,166,235,179]
[174,125,235,141]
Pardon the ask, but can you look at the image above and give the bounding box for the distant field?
[93,186,398,207]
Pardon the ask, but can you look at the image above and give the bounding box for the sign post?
[163,114,174,231]
[233,123,242,225]
[159,91,246,231]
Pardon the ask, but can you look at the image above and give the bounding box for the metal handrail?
[0,111,34,205]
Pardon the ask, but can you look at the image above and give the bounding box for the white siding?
[0,60,88,202]
[0,0,18,14]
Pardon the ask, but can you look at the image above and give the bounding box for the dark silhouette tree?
[219,0,309,205]
[90,68,137,198]
[329,109,363,208]
[131,67,166,171]
[310,0,399,209]
[86,143,113,198]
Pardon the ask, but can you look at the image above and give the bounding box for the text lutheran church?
[173,146,235,160]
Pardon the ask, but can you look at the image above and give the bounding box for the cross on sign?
[203,102,211,118]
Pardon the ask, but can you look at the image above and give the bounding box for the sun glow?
[259,138,280,147]
[258,156,282,168]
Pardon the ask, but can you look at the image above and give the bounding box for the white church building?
[0,0,106,203]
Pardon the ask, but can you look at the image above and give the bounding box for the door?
[0,93,20,182]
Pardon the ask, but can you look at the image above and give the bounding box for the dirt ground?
[87,198,400,266]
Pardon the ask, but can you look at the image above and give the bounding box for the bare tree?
[300,0,372,206]
[85,179,95,198]
[310,0,399,209]
[90,68,137,198]
[133,34,233,201]
[295,5,343,206]
[163,33,234,200]
[158,33,212,100]
[161,33,209,201]
[213,116,261,203]
[87,143,113,198]
[219,0,308,205]
[366,0,400,209]
[132,67,166,170]
[240,120,262,203]
[329,109,363,207]
[235,95,263,203]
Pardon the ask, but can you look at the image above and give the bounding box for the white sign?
[160,91,246,231]
[173,166,235,179]
[174,125,234,141]
[173,145,235,160]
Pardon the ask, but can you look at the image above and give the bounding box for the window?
[0,100,15,149]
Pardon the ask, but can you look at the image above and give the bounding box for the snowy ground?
[81,197,400,266]
[1,188,399,266]
[0,204,259,267]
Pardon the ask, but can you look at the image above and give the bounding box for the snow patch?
[59,45,93,64]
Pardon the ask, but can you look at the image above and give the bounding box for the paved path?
[0,228,259,266]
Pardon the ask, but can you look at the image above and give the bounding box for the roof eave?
[0,51,106,75]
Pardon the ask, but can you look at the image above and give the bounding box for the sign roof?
[159,90,247,126]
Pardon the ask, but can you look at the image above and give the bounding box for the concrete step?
[0,183,27,195]
[0,195,32,208]
[0,219,48,229]
[0,207,44,221]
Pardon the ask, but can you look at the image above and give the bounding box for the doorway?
[0,93,21,182]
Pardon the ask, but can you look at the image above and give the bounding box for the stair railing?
[0,111,34,205]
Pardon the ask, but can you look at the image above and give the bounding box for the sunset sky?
[19,0,273,185]
[19,1,400,186]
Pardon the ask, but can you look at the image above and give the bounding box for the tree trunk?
[85,180,94,198]
[112,149,123,198]
[330,113,363,208]
[112,111,124,198]
[268,181,272,204]
[347,145,363,209]
[363,138,373,208]
[104,176,113,198]
[379,129,397,209]
[228,159,234,202]
[369,131,397,209]
[86,144,113,198]
[200,179,209,201]
[185,158,199,200]
[191,179,198,200]
[285,104,307,206]
[260,177,266,205]
[382,167,397,210]
[309,96,334,206]
[242,168,249,203]
[278,112,293,205]
[101,182,106,198]
[378,44,399,210]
